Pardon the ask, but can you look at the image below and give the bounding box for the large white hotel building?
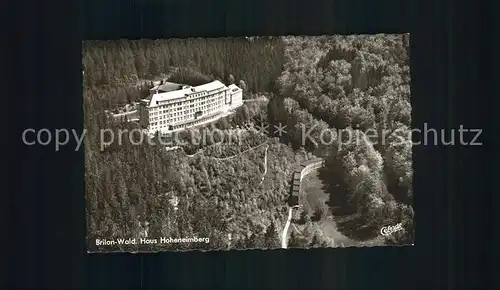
[138,80,243,135]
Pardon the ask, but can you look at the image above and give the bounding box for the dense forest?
[84,35,413,251]
[270,35,413,245]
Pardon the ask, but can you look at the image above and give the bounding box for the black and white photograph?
[83,35,414,253]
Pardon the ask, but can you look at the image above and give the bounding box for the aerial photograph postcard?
[83,34,414,253]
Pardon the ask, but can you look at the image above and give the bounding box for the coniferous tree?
[134,51,147,77]
[263,221,280,249]
[288,230,309,248]
[83,35,413,251]
[148,58,159,77]
[228,74,235,84]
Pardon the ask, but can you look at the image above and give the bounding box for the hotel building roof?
[149,80,227,107]
[228,84,242,92]
[152,82,184,92]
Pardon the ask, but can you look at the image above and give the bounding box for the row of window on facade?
[187,91,208,99]
[153,92,209,106]
[152,92,226,110]
[152,114,219,132]
[150,98,224,120]
[150,97,224,119]
[150,102,220,127]
[150,97,223,116]
[149,100,224,122]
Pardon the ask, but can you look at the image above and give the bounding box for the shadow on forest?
[317,167,380,241]
[333,214,380,241]
[384,169,413,206]
[318,167,355,216]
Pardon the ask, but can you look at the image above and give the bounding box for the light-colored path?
[281,207,294,248]
[186,151,202,158]
[281,158,325,249]
[111,110,138,118]
[186,142,268,160]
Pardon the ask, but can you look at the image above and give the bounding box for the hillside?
[84,35,414,251]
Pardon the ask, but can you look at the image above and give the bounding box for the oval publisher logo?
[380,223,404,236]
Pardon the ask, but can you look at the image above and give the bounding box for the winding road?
[281,207,294,248]
[186,151,202,158]
[111,110,138,118]
[281,158,325,248]
[183,127,303,249]
[186,141,268,160]
[281,205,300,248]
